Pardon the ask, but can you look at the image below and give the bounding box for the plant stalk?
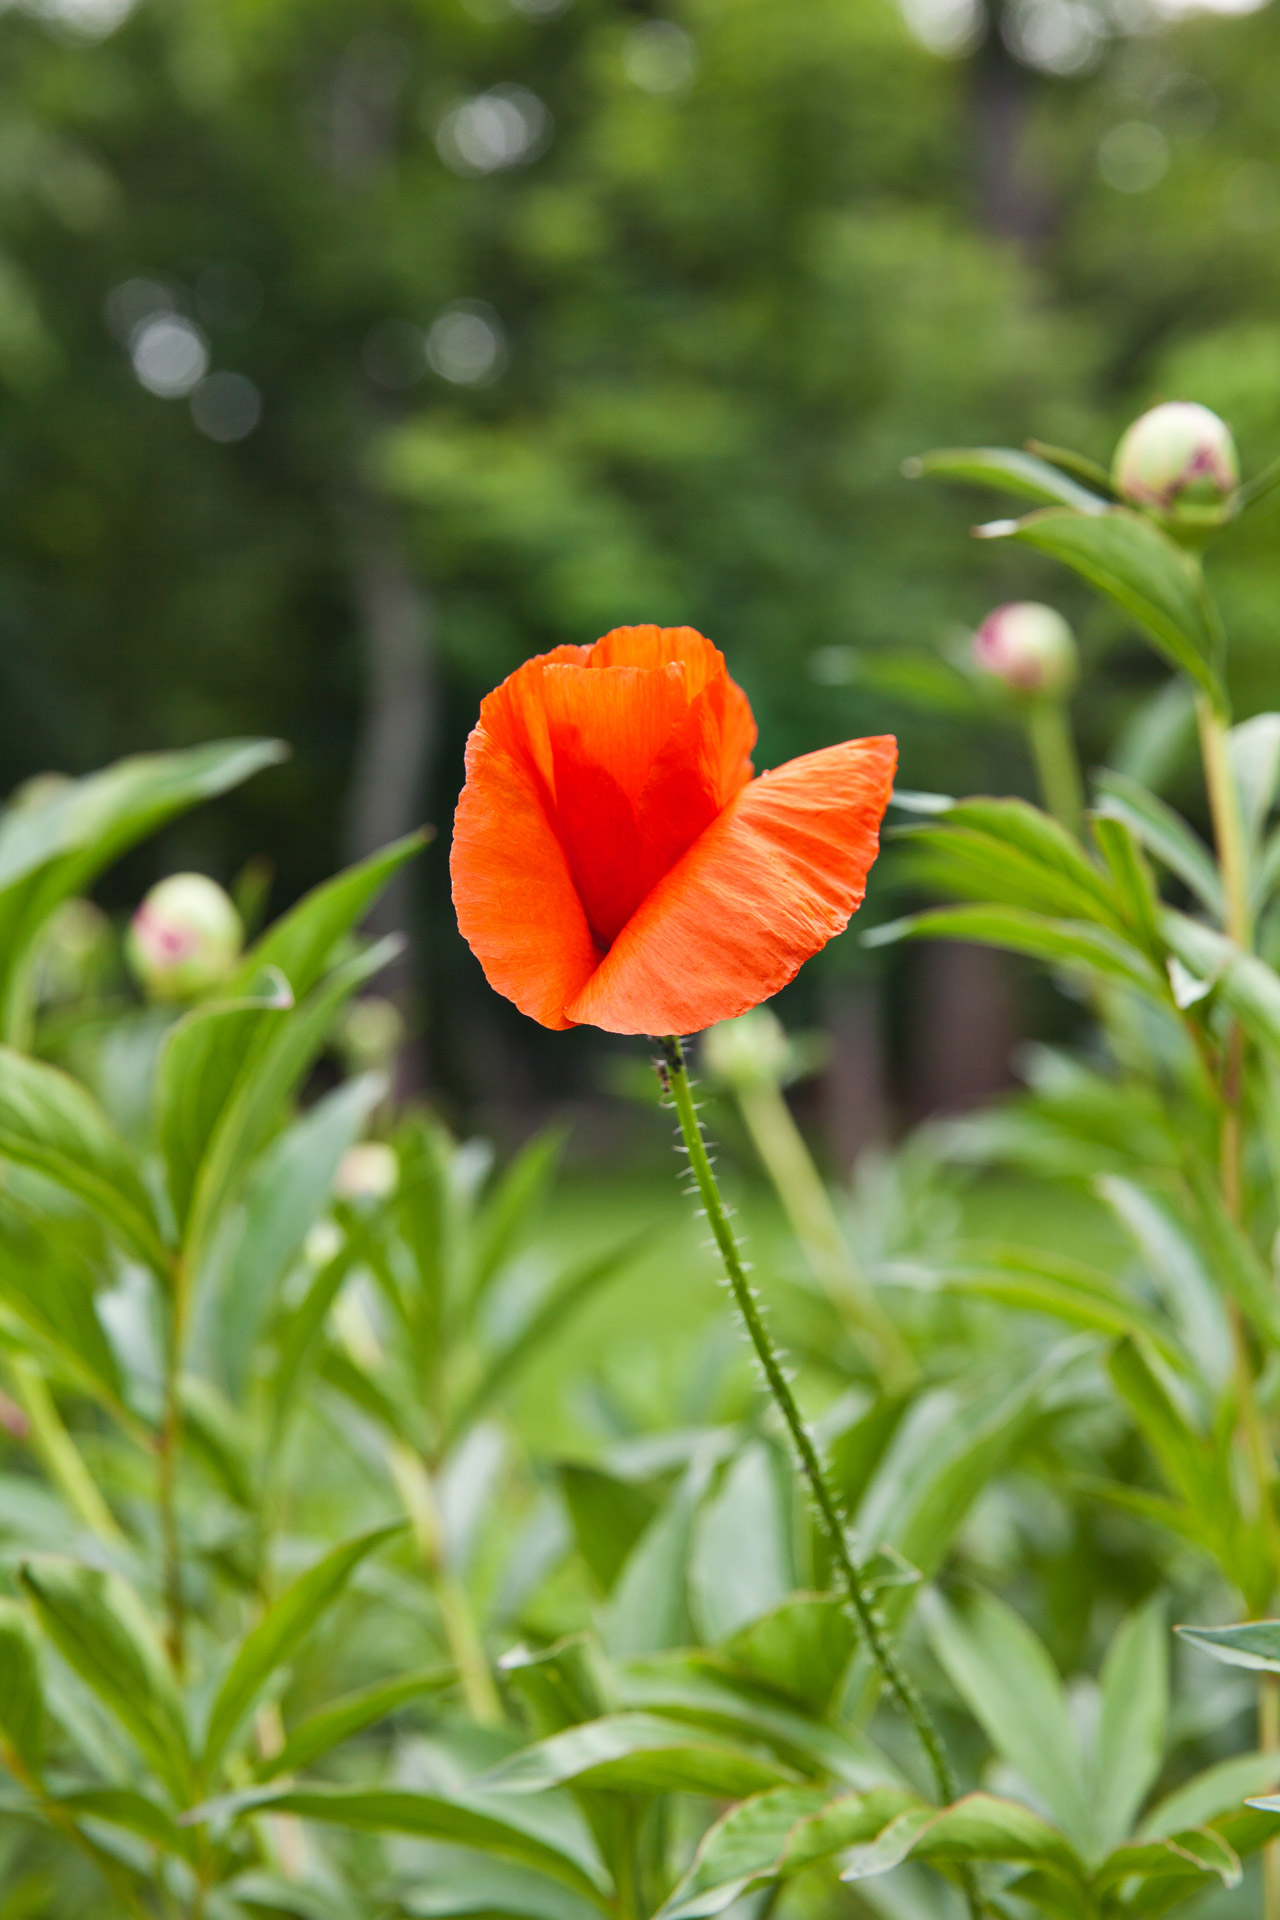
[389,1439,503,1726]
[1196,692,1280,1917]
[1027,697,1085,840]
[659,1036,981,1918]
[6,1356,125,1548]
[733,1077,917,1390]
[159,1262,190,1675]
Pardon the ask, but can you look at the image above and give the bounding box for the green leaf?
[0,1208,125,1410]
[0,1048,169,1275]
[911,445,1109,514]
[375,1857,606,1920]
[557,1465,657,1596]
[212,1072,387,1397]
[57,1786,195,1859]
[477,1713,800,1798]
[201,1520,406,1776]
[500,1635,618,1740]
[1093,771,1223,920]
[1108,1339,1219,1515]
[1097,1179,1233,1388]
[256,1665,453,1779]
[658,1785,913,1919]
[1090,815,1165,959]
[154,968,295,1231]
[183,935,402,1272]
[229,832,428,1002]
[616,1651,900,1790]
[198,1784,610,1901]
[1094,1827,1241,1892]
[918,1243,1186,1365]
[719,1595,856,1715]
[1176,1619,1280,1674]
[470,1126,566,1303]
[0,739,286,1045]
[839,1792,1083,1884]
[977,507,1226,712]
[179,1374,255,1510]
[1230,713,1280,849]
[1163,910,1280,1067]
[1095,1599,1168,1849]
[923,1590,1095,1856]
[901,797,1125,925]
[605,1448,720,1655]
[690,1443,794,1644]
[449,1232,645,1440]
[0,1600,43,1773]
[1142,1751,1280,1837]
[866,906,1167,999]
[19,1558,190,1795]
[853,1349,1074,1595]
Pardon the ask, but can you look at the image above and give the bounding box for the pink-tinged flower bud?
[1112,401,1239,529]
[126,873,242,1001]
[972,602,1077,698]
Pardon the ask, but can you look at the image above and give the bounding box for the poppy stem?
[659,1035,981,1915]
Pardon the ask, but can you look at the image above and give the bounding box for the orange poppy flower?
[451,625,896,1035]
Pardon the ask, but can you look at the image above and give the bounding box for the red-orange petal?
[451,723,601,1031]
[564,735,898,1035]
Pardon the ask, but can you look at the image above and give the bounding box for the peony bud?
[1112,401,1239,530]
[127,872,243,1001]
[972,602,1077,699]
[334,1142,399,1204]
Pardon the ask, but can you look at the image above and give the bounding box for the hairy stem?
[659,1036,981,1917]
[1027,697,1084,840]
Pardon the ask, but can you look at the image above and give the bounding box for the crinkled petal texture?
[452,624,896,1034]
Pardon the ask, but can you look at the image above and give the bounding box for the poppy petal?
[451,725,601,1032]
[564,735,897,1034]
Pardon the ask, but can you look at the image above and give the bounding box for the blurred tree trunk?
[971,4,1045,243]
[909,940,1017,1116]
[822,978,889,1177]
[894,4,1039,1123]
[341,494,436,1093]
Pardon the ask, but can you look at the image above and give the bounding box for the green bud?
[1112,401,1239,531]
[126,872,242,1001]
[701,1007,792,1091]
[972,602,1077,699]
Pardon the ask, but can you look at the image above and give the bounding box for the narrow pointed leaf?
[202,1520,406,1775]
[0,1049,168,1274]
[19,1558,190,1794]
[256,1665,453,1779]
[477,1713,800,1798]
[912,446,1108,513]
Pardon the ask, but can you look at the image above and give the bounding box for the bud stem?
[1027,698,1084,839]
[1196,694,1251,951]
[658,1035,983,1920]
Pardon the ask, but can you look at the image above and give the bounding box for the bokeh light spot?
[426,303,506,385]
[130,315,209,398]
[621,21,698,92]
[189,371,262,442]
